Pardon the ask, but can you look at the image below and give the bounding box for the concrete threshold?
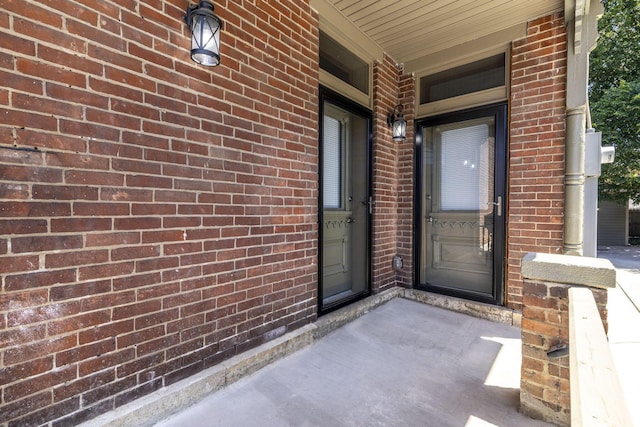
[81,287,518,427]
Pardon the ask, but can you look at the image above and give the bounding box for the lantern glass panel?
[393,118,406,141]
[191,12,220,66]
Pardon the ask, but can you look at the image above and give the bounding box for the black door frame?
[414,103,507,305]
[318,86,373,315]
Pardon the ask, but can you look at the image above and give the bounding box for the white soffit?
[322,0,564,64]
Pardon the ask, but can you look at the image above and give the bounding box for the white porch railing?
[568,287,633,426]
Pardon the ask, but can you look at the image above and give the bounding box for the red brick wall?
[508,13,567,310]
[396,70,415,287]
[371,54,408,292]
[0,1,319,425]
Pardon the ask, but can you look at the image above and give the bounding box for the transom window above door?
[419,54,505,104]
[416,51,508,117]
[320,31,370,95]
[318,30,372,107]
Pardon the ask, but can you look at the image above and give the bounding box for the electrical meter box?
[583,129,616,257]
[585,130,615,177]
[585,130,602,177]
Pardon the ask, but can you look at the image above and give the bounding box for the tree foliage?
[591,81,640,203]
[589,0,640,203]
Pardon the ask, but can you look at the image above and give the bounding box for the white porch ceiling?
[324,0,565,64]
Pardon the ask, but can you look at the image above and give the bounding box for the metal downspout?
[563,0,603,255]
[564,107,586,255]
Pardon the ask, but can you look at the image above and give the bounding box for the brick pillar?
[507,12,567,312]
[520,253,616,425]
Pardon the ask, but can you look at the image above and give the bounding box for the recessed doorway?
[319,88,372,313]
[416,104,507,305]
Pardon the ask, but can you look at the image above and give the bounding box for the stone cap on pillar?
[522,252,617,289]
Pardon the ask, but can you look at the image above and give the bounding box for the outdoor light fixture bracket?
[387,104,407,141]
[184,0,222,67]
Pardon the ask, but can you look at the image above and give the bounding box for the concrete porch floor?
[151,297,549,427]
[82,247,639,427]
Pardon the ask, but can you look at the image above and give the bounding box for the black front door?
[319,88,372,313]
[416,104,507,305]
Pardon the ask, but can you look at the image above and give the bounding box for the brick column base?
[520,253,615,425]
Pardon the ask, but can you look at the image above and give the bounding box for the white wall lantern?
[387,104,406,141]
[184,1,222,67]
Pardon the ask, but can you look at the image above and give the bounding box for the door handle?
[487,196,502,217]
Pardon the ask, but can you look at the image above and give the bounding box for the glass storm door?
[320,95,371,312]
[418,105,506,305]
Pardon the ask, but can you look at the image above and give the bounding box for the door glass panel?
[440,124,490,210]
[421,117,496,296]
[323,115,342,209]
[321,100,369,308]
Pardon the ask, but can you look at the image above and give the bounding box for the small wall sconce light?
[184,1,223,66]
[387,104,406,141]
